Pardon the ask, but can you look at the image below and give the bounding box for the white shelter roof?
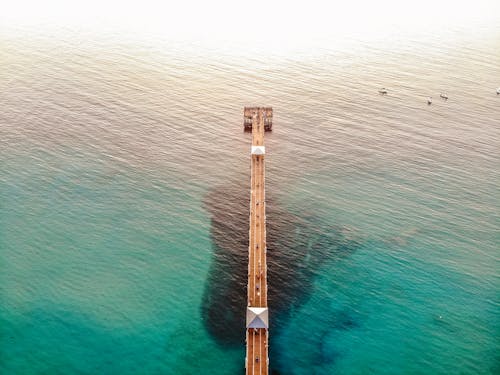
[251,146,266,155]
[246,307,269,329]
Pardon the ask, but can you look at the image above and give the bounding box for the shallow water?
[1,23,499,374]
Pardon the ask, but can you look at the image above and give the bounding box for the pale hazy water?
[1,24,499,374]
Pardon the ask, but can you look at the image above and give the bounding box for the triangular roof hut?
[246,307,269,329]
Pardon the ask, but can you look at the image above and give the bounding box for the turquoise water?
[1,24,499,374]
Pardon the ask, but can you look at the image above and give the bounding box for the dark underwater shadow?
[201,179,364,332]
[201,180,365,371]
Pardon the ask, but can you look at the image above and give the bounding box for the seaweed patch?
[201,181,364,350]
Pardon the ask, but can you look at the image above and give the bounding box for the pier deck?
[245,108,270,375]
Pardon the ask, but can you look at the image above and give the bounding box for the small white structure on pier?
[251,146,266,155]
[246,307,269,329]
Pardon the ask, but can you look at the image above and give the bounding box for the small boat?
[497,87,500,95]
[378,88,388,94]
[440,93,448,100]
[427,97,432,105]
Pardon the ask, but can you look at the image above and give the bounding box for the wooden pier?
[244,107,273,131]
[245,107,271,375]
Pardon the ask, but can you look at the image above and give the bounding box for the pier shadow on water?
[201,180,365,359]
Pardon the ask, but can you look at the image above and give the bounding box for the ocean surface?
[1,23,499,374]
